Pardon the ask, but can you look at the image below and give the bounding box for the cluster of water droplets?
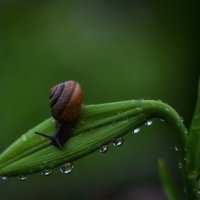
[99,120,153,151]
[1,175,28,181]
[132,119,153,135]
[99,137,124,153]
[98,115,156,153]
[40,162,74,176]
[3,115,182,181]
[0,162,74,181]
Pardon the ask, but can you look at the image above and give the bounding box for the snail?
[35,80,83,149]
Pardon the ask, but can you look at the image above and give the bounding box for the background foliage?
[0,1,198,199]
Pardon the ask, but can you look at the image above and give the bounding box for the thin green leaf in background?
[158,159,179,200]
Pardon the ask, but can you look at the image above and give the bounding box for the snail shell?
[50,80,83,123]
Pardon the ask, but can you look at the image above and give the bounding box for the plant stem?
[183,80,200,200]
[141,100,186,156]
[140,100,188,199]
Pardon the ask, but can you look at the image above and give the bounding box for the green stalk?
[184,79,200,200]
[140,100,186,162]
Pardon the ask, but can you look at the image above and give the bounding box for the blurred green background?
[0,1,198,200]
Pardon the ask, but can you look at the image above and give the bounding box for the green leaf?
[158,159,179,200]
[184,80,200,199]
[0,101,144,176]
[186,80,200,176]
[0,99,186,178]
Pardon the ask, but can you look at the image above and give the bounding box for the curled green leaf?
[0,100,186,178]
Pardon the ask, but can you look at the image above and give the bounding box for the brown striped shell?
[50,80,83,123]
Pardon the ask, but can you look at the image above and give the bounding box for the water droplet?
[1,176,7,180]
[60,163,74,174]
[175,145,178,151]
[178,162,182,169]
[185,128,189,135]
[99,145,108,153]
[139,99,144,106]
[197,190,200,196]
[41,169,52,176]
[22,135,27,142]
[18,175,27,181]
[180,116,184,122]
[145,120,153,126]
[139,98,144,102]
[132,127,140,134]
[112,138,123,147]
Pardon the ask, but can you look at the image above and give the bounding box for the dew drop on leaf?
[41,169,52,176]
[139,98,144,103]
[60,163,74,174]
[18,175,27,181]
[180,116,184,122]
[197,190,200,197]
[1,176,7,180]
[145,120,153,126]
[22,135,27,142]
[132,127,140,134]
[99,145,108,153]
[178,162,182,169]
[175,145,178,151]
[112,138,123,147]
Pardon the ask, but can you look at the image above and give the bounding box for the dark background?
[0,1,198,200]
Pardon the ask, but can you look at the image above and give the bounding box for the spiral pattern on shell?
[50,80,83,123]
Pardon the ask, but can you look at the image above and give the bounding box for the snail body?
[35,80,83,149]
